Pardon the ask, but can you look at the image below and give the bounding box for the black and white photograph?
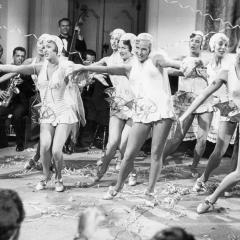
[1,0,240,239]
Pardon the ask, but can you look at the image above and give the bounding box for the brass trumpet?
[0,75,20,107]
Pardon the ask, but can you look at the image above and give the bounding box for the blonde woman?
[93,33,138,186]
[179,39,240,214]
[192,33,238,192]
[0,35,78,192]
[163,31,213,177]
[71,33,180,200]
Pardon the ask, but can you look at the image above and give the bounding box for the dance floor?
[0,144,240,240]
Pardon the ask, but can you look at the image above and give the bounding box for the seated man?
[0,47,35,151]
[0,189,25,240]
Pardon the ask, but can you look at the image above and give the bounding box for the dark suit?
[0,74,35,146]
[78,75,112,148]
[58,34,87,63]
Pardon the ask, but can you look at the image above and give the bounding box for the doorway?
[68,0,146,59]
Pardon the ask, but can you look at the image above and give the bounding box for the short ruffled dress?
[129,58,175,124]
[170,56,213,141]
[105,52,134,120]
[207,59,237,144]
[64,78,86,126]
[37,60,78,126]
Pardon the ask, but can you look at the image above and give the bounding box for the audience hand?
[74,207,105,240]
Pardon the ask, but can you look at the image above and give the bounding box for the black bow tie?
[60,35,70,40]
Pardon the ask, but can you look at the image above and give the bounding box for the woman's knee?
[40,142,51,154]
[210,148,225,161]
[106,139,119,151]
[123,151,136,163]
[52,147,62,161]
[151,151,162,162]
[196,136,207,147]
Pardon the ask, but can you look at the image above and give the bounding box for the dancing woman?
[0,35,78,192]
[179,39,240,214]
[90,29,137,184]
[162,31,214,177]
[24,34,49,170]
[192,33,238,192]
[93,33,139,185]
[72,33,180,199]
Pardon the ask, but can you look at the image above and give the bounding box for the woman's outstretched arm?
[73,64,130,77]
[180,70,227,122]
[0,73,18,83]
[0,64,42,75]
[151,51,181,69]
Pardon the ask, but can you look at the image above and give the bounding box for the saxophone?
[0,75,20,107]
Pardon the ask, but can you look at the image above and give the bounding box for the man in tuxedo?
[78,50,111,150]
[58,17,87,63]
[0,47,35,151]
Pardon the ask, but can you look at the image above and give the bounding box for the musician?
[78,49,111,150]
[58,18,87,63]
[0,47,35,151]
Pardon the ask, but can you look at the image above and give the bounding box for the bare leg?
[52,124,72,180]
[199,121,236,182]
[71,122,79,145]
[114,123,151,192]
[95,115,126,180]
[39,123,55,180]
[119,119,132,156]
[191,112,213,169]
[162,114,195,161]
[147,119,173,193]
[207,155,240,205]
[199,126,240,206]
[33,141,40,162]
[230,127,239,173]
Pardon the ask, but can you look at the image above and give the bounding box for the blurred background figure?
[73,207,105,240]
[0,189,25,240]
[151,227,195,240]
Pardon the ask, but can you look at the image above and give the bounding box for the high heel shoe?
[197,199,215,214]
[103,186,118,200]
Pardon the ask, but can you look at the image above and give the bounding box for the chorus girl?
[71,33,180,200]
[179,39,240,214]
[0,35,78,192]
